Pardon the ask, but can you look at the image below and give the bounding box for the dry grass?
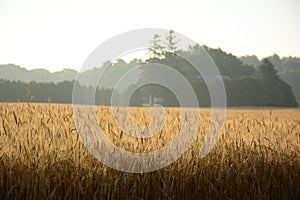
[0,103,299,199]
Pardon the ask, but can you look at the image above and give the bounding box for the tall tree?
[164,29,180,55]
[141,34,167,105]
[258,58,297,107]
[146,34,164,63]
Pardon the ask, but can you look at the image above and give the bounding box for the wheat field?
[0,103,299,199]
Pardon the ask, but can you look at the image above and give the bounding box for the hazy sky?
[0,0,299,72]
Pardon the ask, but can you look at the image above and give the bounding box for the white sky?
[0,0,299,72]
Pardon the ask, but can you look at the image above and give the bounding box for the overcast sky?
[0,0,299,72]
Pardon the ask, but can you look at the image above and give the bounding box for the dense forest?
[240,54,300,105]
[0,31,298,107]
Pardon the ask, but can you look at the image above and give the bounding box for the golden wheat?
[0,103,299,199]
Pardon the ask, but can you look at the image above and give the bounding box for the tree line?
[240,54,300,104]
[0,80,113,105]
[0,30,297,107]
